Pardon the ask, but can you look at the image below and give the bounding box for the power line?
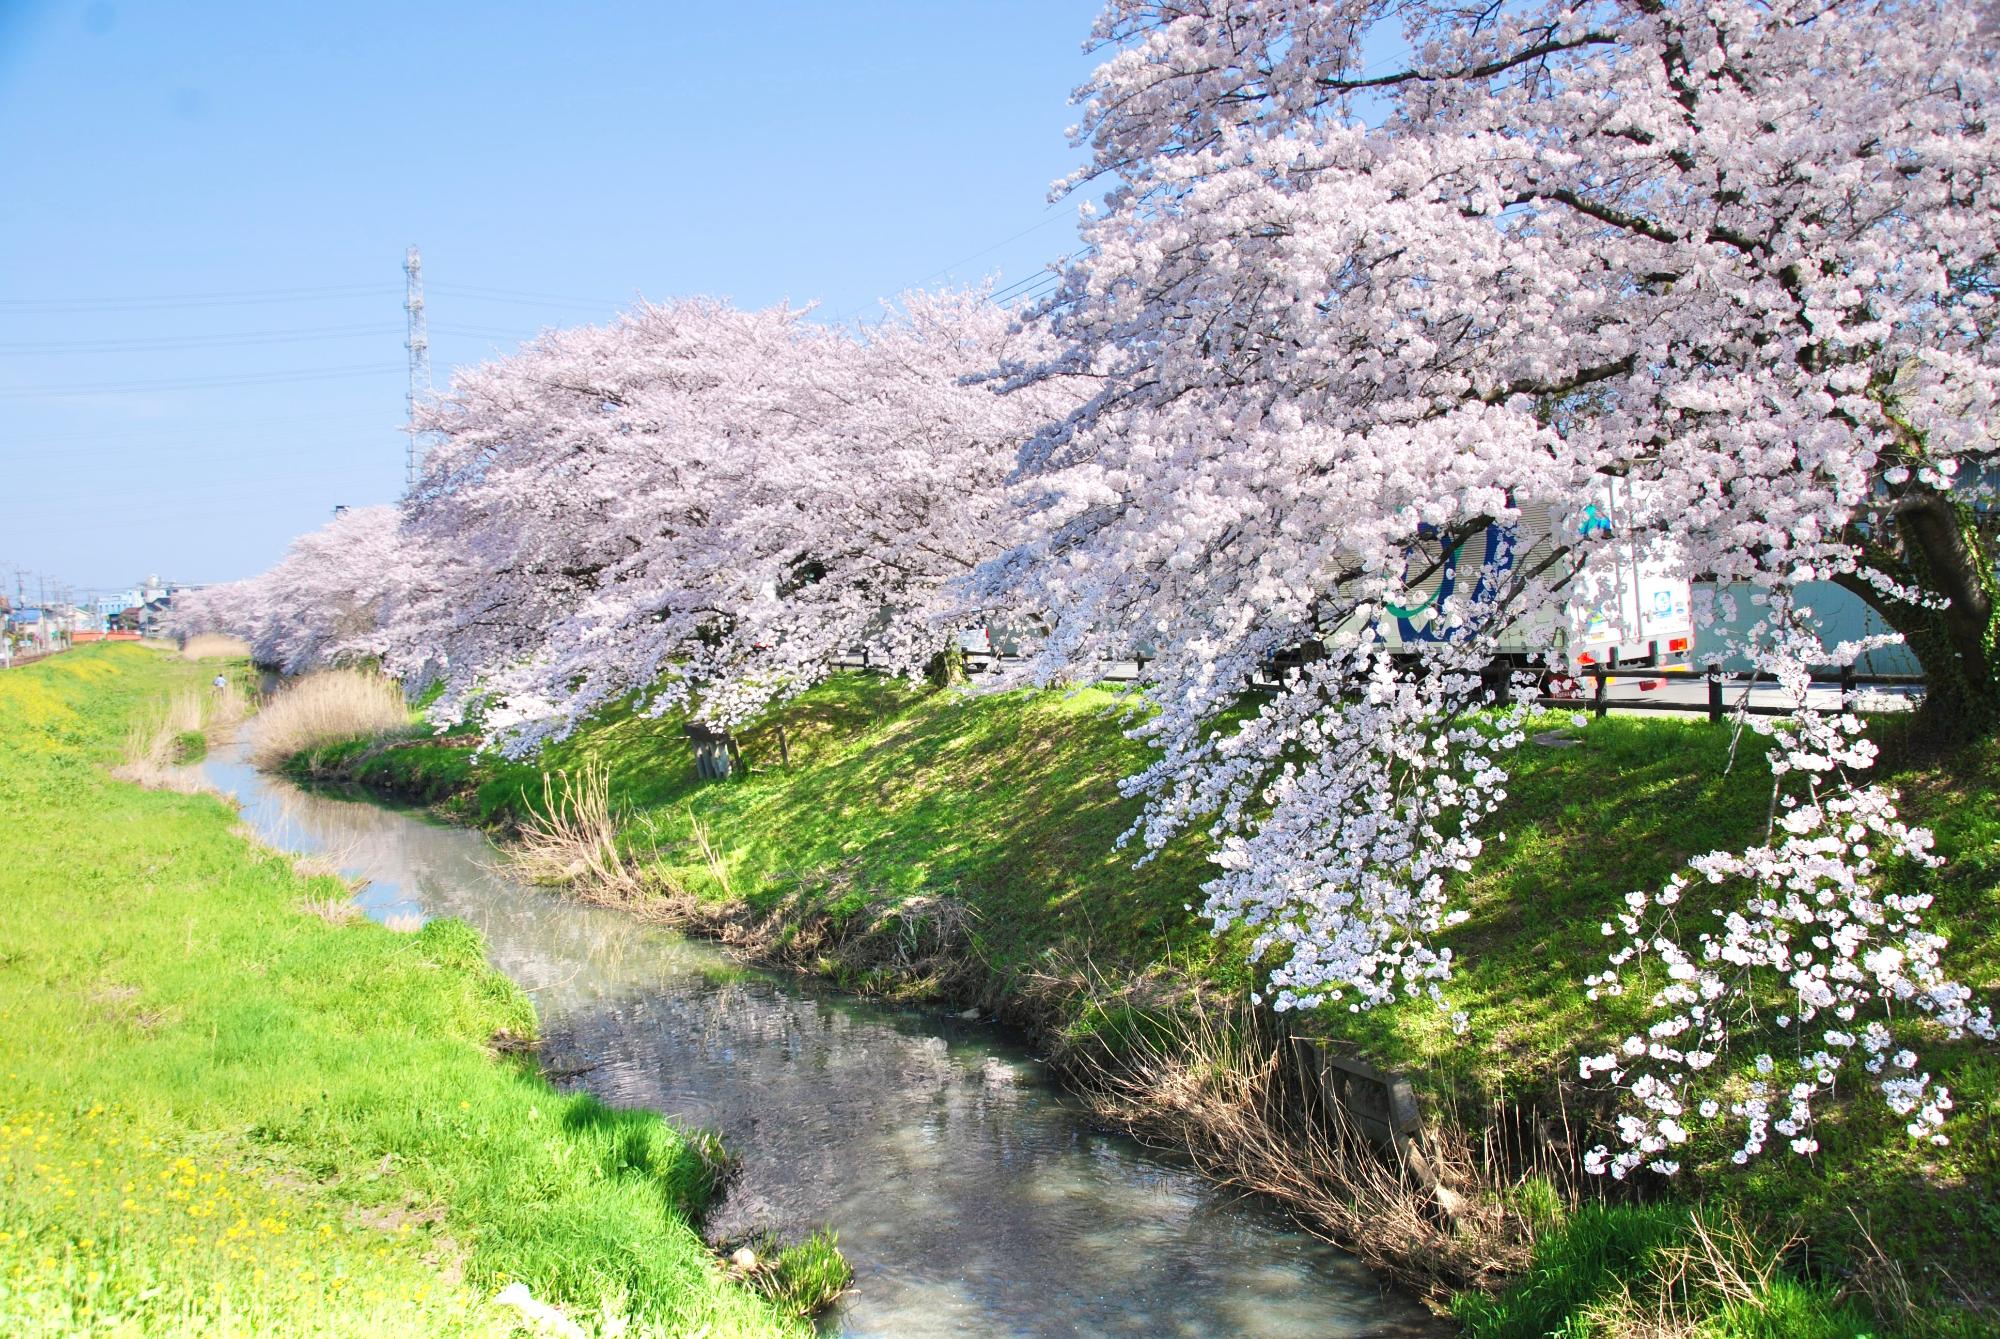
[430,281,631,307]
[431,322,540,341]
[0,362,403,399]
[0,409,385,449]
[991,259,1074,305]
[405,246,433,492]
[0,323,403,355]
[427,286,624,314]
[4,429,387,462]
[0,283,398,313]
[836,206,1079,323]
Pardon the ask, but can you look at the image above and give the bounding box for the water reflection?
[201,747,1438,1338]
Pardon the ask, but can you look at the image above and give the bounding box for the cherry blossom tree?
[981,0,2000,1159]
[171,505,414,675]
[394,290,1071,750]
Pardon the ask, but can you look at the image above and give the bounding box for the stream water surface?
[200,743,1438,1339]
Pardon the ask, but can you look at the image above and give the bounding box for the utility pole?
[404,245,433,495]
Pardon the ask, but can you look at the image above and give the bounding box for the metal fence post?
[1707,663,1723,723]
[1593,665,1608,719]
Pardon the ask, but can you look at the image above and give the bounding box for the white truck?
[950,483,1696,680]
[1363,479,1696,674]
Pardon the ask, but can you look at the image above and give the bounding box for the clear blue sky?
[0,0,1098,598]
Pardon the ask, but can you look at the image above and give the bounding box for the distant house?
[138,597,174,637]
[6,608,50,654]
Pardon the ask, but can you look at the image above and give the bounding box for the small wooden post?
[1707,663,1723,723]
[1592,665,1608,719]
[777,724,791,768]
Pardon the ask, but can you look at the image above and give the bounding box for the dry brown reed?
[179,633,251,659]
[381,911,425,934]
[1051,980,1537,1303]
[1570,1208,1818,1338]
[301,895,362,925]
[111,686,220,793]
[511,761,637,894]
[208,680,250,735]
[248,669,410,769]
[688,806,733,898]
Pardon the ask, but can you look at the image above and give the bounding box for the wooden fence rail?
[1546,664,1924,722]
[832,650,1927,723]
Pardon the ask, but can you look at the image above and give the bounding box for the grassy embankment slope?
[0,645,802,1338]
[305,674,1999,1336]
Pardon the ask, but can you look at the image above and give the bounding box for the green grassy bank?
[299,674,2000,1337]
[0,645,802,1338]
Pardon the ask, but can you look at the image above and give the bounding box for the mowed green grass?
[0,646,800,1338]
[315,672,2000,1332]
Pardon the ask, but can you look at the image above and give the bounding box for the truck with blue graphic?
[1368,484,1695,673]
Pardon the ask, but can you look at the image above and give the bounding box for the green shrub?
[755,1230,852,1317]
[1455,1204,1683,1339]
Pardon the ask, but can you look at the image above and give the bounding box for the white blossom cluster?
[1579,705,1995,1178]
[1193,654,1528,1024]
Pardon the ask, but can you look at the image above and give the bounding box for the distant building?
[138,597,175,637]
[7,608,51,653]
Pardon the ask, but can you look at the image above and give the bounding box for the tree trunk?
[1842,486,2000,742]
[925,642,967,689]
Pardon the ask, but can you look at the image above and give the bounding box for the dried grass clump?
[1057,985,1535,1303]
[302,895,362,925]
[180,633,251,659]
[1569,1208,1868,1339]
[381,911,425,934]
[248,669,410,769]
[512,761,636,895]
[111,688,213,793]
[207,680,250,734]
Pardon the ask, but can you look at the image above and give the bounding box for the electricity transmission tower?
[403,244,433,494]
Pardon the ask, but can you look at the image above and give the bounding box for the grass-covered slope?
[302,672,2000,1334]
[0,645,799,1338]
[309,677,1253,996]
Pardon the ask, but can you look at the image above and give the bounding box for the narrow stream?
[199,743,1439,1338]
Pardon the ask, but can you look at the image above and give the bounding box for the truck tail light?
[1668,637,1689,653]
